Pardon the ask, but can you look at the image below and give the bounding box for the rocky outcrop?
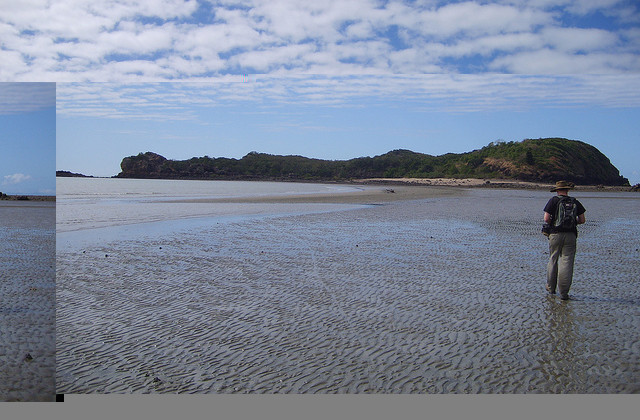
[118,152,168,178]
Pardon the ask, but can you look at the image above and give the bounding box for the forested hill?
[116,138,629,186]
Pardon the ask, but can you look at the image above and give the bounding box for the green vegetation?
[116,138,629,186]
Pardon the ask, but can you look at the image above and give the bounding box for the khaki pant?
[547,232,577,297]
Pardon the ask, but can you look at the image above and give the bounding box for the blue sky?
[56,76,640,184]
[2,0,639,80]
[0,83,55,195]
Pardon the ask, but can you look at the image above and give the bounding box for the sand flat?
[56,189,640,394]
[157,184,464,205]
[0,202,56,401]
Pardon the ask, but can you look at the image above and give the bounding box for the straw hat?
[550,180,575,192]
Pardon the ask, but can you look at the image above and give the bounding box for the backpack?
[554,196,578,230]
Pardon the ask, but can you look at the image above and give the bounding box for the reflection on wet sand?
[539,298,582,393]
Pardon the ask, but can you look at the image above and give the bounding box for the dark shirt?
[544,195,586,235]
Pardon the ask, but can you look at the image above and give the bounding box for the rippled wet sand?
[0,202,56,401]
[56,190,640,393]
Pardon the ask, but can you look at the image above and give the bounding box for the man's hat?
[550,180,575,192]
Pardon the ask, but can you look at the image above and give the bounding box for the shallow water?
[55,188,640,394]
[0,201,56,401]
[56,178,368,233]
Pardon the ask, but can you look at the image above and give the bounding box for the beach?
[56,181,640,394]
[355,177,639,192]
[0,201,56,401]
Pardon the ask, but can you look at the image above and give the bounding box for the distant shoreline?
[0,195,56,201]
[352,177,639,192]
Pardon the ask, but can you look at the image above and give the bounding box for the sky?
[1,0,639,80]
[0,82,55,195]
[2,1,639,185]
[56,76,640,184]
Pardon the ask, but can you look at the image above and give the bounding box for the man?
[543,180,586,300]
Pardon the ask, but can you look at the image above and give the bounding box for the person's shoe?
[560,294,570,300]
[546,284,556,294]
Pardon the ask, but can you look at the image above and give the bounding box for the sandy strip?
[159,184,465,205]
[158,179,636,206]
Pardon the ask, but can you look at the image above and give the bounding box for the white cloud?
[96,22,176,57]
[410,2,551,38]
[248,0,374,43]
[3,173,32,185]
[0,82,55,114]
[55,75,640,123]
[541,27,619,52]
[230,43,317,72]
[563,0,625,15]
[501,0,625,15]
[490,49,640,73]
[6,0,636,80]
